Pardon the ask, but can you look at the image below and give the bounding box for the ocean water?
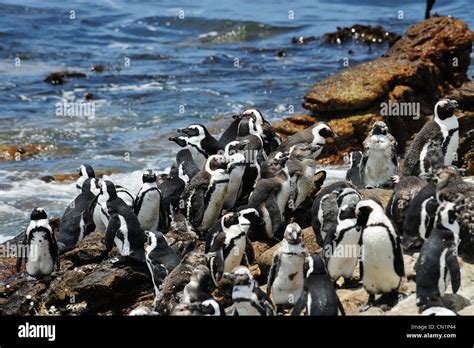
[0,0,473,242]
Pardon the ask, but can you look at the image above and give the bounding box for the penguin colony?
[15,100,473,315]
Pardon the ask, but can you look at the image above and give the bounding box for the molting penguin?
[287,143,320,210]
[415,201,461,309]
[135,170,164,232]
[324,188,362,287]
[181,154,229,233]
[386,176,427,233]
[311,181,354,247]
[360,121,398,188]
[170,124,222,169]
[345,151,364,188]
[182,265,213,304]
[403,99,459,176]
[76,164,95,192]
[99,181,146,262]
[292,254,345,316]
[207,211,253,286]
[224,266,275,316]
[267,222,308,312]
[155,251,207,315]
[58,178,100,253]
[16,208,59,280]
[145,230,181,303]
[275,122,336,159]
[356,200,404,310]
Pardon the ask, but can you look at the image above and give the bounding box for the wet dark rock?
[90,64,106,73]
[44,71,87,85]
[291,36,316,45]
[321,24,400,46]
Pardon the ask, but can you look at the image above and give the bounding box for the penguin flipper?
[446,247,461,293]
[245,237,255,265]
[105,214,120,252]
[49,232,60,271]
[291,290,307,316]
[393,236,405,278]
[336,296,346,316]
[158,190,170,232]
[267,252,281,296]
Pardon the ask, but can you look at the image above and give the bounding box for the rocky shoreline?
[1,15,473,316]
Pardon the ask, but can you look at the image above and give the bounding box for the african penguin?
[180,154,229,233]
[292,254,345,316]
[403,99,459,176]
[224,266,275,316]
[324,188,362,287]
[345,151,364,188]
[58,177,100,253]
[99,181,146,262]
[223,140,247,210]
[76,164,95,192]
[311,181,354,247]
[145,230,181,304]
[415,201,461,309]
[207,211,253,286]
[356,199,404,310]
[275,122,336,159]
[360,121,398,188]
[182,265,213,304]
[287,143,319,210]
[267,222,308,312]
[16,208,59,280]
[170,124,222,169]
[135,170,162,232]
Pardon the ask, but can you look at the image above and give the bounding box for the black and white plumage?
[182,265,213,304]
[292,254,345,316]
[219,109,280,156]
[360,121,398,188]
[287,143,320,210]
[207,211,253,286]
[135,170,165,232]
[415,201,461,309]
[324,188,362,286]
[159,149,199,215]
[170,124,222,169]
[345,151,364,188]
[421,306,457,316]
[267,222,308,310]
[311,181,355,247]
[99,181,146,262]
[224,266,275,316]
[145,230,181,303]
[223,141,247,210]
[115,184,136,209]
[58,178,100,253]
[356,199,404,310]
[275,122,336,159]
[246,153,290,241]
[402,183,437,250]
[76,164,95,192]
[181,154,229,232]
[403,99,459,177]
[16,208,59,280]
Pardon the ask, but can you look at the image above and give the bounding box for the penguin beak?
[169,136,187,147]
[232,114,242,120]
[223,273,235,281]
[447,99,458,110]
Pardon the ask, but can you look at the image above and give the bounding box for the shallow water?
[0,0,473,241]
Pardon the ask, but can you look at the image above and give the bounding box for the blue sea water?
[0,0,473,241]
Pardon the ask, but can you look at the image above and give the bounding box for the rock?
[275,17,474,164]
[44,71,87,85]
[256,227,319,279]
[62,233,109,268]
[40,169,114,183]
[321,24,400,46]
[337,288,368,315]
[0,144,56,161]
[74,260,151,314]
